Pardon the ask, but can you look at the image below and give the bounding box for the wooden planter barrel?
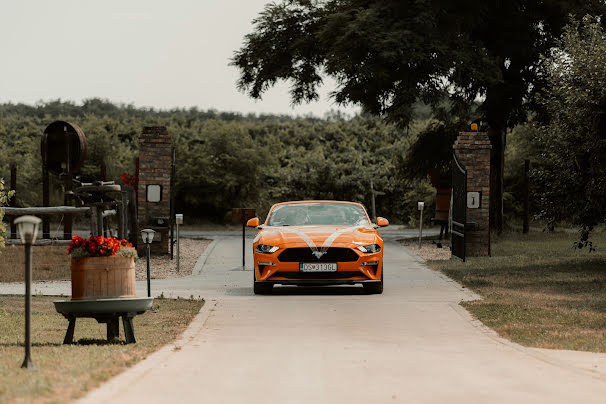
[70,256,136,300]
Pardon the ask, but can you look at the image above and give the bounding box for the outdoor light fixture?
[175,214,183,273]
[14,215,42,370]
[141,229,155,297]
[418,201,425,250]
[14,215,41,244]
[141,228,155,244]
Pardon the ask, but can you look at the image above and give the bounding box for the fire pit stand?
[53,297,153,344]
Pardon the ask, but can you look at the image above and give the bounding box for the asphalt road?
[63,235,606,404]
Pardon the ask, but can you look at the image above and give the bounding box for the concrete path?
[4,233,606,402]
[70,238,606,404]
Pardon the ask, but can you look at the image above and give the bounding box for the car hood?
[255,225,379,247]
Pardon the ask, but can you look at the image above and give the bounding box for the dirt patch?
[0,238,212,283]
[0,244,70,282]
[135,238,211,280]
[400,238,451,261]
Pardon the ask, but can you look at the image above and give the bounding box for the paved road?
[4,233,606,403]
[69,236,606,404]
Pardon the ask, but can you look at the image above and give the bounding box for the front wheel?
[363,268,383,294]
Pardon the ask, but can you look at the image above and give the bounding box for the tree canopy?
[233,0,605,128]
[531,16,606,244]
[0,99,436,224]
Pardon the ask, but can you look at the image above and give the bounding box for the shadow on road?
[269,285,368,296]
[225,285,369,296]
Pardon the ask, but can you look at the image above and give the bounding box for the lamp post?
[418,201,425,250]
[141,229,155,297]
[175,214,183,273]
[14,215,41,370]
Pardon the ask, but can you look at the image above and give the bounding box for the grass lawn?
[0,295,203,403]
[428,230,606,352]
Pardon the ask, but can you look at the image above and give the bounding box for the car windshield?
[267,203,370,226]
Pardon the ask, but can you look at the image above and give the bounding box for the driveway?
[3,232,606,403]
[72,236,606,404]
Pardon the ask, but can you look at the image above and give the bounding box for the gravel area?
[400,239,452,261]
[136,238,211,280]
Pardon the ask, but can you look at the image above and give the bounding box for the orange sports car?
[246,200,389,294]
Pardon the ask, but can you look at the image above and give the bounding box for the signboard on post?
[232,208,256,270]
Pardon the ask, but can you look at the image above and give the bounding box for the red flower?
[68,235,134,258]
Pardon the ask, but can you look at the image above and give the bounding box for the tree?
[0,179,15,253]
[232,0,606,232]
[532,16,606,245]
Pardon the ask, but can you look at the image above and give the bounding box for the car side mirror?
[246,217,260,227]
[376,217,389,227]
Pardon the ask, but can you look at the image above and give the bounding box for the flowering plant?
[68,235,137,260]
[121,172,137,187]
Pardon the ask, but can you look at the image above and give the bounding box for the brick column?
[454,131,491,257]
[137,126,172,255]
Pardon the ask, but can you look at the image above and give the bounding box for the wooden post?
[523,159,530,234]
[242,216,246,270]
[97,207,103,237]
[90,207,98,236]
[370,179,376,222]
[63,125,73,240]
[118,191,127,239]
[100,161,107,181]
[42,141,50,239]
[10,163,16,239]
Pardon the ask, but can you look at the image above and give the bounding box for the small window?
[146,185,162,202]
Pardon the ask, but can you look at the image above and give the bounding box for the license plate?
[299,263,337,272]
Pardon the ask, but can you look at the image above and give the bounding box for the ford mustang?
[247,200,388,294]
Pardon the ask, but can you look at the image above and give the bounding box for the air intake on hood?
[277,248,359,262]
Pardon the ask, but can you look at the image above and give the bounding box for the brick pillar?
[137,126,172,255]
[454,131,491,257]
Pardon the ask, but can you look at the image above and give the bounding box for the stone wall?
[454,131,491,257]
[137,126,172,254]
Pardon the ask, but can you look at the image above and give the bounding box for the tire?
[363,267,383,294]
[253,268,273,295]
[254,281,273,294]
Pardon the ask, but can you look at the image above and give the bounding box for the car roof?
[271,200,365,208]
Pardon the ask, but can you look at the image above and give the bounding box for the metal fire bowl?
[54,297,154,316]
[75,184,122,194]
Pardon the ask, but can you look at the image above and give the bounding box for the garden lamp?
[14,215,41,370]
[417,202,425,250]
[175,214,183,273]
[141,229,155,297]
[141,228,155,244]
[14,215,41,244]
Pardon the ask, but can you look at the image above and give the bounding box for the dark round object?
[41,121,88,175]
[75,184,122,194]
[363,267,383,294]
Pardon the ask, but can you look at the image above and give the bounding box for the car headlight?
[255,244,279,254]
[357,244,381,253]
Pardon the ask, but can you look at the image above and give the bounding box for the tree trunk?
[488,125,505,234]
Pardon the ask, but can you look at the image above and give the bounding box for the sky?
[0,0,359,117]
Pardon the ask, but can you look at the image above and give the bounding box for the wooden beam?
[3,206,90,216]
[6,239,72,246]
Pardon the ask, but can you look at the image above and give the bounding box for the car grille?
[269,271,368,280]
[277,248,359,262]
